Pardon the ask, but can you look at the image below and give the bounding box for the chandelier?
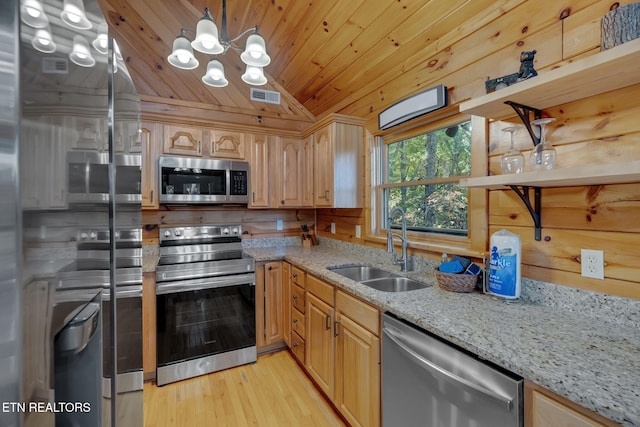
[167,0,271,87]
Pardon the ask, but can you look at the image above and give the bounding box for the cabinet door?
[313,123,334,207]
[301,135,315,207]
[527,387,610,427]
[70,116,105,151]
[141,122,160,209]
[248,133,272,208]
[163,125,202,156]
[305,292,335,400]
[264,262,284,345]
[335,313,380,427]
[280,137,304,207]
[282,262,291,347]
[208,129,246,159]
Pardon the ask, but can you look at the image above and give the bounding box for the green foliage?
[385,121,471,234]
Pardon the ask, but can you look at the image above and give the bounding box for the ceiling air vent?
[250,88,281,105]
[42,57,69,74]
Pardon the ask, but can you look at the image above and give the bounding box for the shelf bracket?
[504,101,542,146]
[508,185,542,241]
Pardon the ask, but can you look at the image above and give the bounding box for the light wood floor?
[143,350,346,427]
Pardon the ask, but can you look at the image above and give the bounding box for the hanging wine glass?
[529,117,557,171]
[500,126,524,174]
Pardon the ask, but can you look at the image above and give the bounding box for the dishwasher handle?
[383,327,513,411]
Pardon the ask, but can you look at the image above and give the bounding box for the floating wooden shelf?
[459,37,640,119]
[460,161,640,189]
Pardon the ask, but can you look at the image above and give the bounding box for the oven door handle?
[156,274,255,295]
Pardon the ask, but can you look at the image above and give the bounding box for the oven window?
[161,167,226,196]
[156,283,255,365]
[88,164,110,194]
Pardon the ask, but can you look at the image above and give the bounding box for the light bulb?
[67,10,81,23]
[26,5,41,17]
[176,52,190,64]
[201,39,214,50]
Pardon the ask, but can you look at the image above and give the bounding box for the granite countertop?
[244,244,640,426]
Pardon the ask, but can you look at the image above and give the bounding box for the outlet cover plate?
[276,220,283,231]
[331,223,336,234]
[581,249,604,279]
[355,225,361,238]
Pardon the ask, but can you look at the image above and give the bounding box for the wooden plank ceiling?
[98,0,516,130]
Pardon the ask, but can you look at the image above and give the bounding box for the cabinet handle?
[150,190,154,204]
[292,342,299,348]
[325,190,329,201]
[268,266,273,271]
[292,295,298,300]
[293,273,298,278]
[252,192,256,203]
[281,200,285,205]
[325,314,331,331]
[293,319,298,324]
[198,141,201,153]
[334,320,340,337]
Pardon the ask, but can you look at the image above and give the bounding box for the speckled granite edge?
[243,238,640,426]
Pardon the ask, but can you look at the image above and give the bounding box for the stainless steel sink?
[328,265,399,282]
[360,277,427,292]
[328,265,427,292]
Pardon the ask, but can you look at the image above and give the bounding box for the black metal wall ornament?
[485,50,539,93]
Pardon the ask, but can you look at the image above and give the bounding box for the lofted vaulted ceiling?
[98,0,516,131]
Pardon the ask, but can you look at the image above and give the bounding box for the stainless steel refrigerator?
[1,0,143,425]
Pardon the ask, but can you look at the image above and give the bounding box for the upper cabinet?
[248,133,272,208]
[306,114,365,209]
[141,122,161,210]
[163,125,203,157]
[208,129,246,160]
[271,136,314,208]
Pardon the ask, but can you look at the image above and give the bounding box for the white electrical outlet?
[581,249,604,279]
[355,225,361,239]
[276,219,283,231]
[331,223,336,234]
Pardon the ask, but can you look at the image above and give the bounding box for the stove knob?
[222,227,230,235]
[114,231,120,239]
[174,229,182,237]
[79,232,88,240]
[89,232,97,240]
[232,227,239,235]
[164,230,171,238]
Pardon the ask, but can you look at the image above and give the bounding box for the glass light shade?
[240,34,270,67]
[69,35,95,67]
[21,0,48,28]
[61,0,92,30]
[191,17,224,54]
[168,35,199,69]
[92,23,108,54]
[241,65,267,86]
[202,60,228,87]
[32,27,56,53]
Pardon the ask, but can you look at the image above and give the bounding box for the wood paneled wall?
[323,0,640,300]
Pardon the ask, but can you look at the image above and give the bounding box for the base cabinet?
[294,273,380,427]
[256,261,285,353]
[525,380,619,427]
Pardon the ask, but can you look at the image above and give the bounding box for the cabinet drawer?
[291,331,305,364]
[291,307,305,337]
[336,290,380,336]
[292,284,305,313]
[307,275,334,306]
[292,266,305,288]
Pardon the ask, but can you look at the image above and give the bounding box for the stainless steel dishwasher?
[382,313,523,427]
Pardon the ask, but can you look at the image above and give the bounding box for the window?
[381,121,472,236]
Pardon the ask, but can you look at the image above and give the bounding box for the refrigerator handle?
[383,326,513,411]
[56,302,100,354]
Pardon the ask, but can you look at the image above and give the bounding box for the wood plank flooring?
[144,350,346,427]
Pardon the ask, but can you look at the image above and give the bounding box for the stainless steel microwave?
[67,151,141,204]
[158,156,249,204]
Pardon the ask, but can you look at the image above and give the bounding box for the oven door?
[155,273,256,386]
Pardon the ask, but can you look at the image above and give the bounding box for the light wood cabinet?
[248,133,272,208]
[335,290,380,427]
[69,116,106,151]
[141,121,161,210]
[301,135,315,207]
[285,263,307,365]
[162,125,203,156]
[256,262,285,353]
[21,116,67,210]
[308,116,364,208]
[208,129,246,160]
[282,261,291,347]
[525,380,619,427]
[305,290,335,399]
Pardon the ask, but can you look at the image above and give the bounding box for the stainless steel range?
[156,224,256,386]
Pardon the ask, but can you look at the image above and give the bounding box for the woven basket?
[435,268,477,293]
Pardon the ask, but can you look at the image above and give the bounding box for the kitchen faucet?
[387,206,409,272]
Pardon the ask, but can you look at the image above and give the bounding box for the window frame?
[369,113,488,257]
